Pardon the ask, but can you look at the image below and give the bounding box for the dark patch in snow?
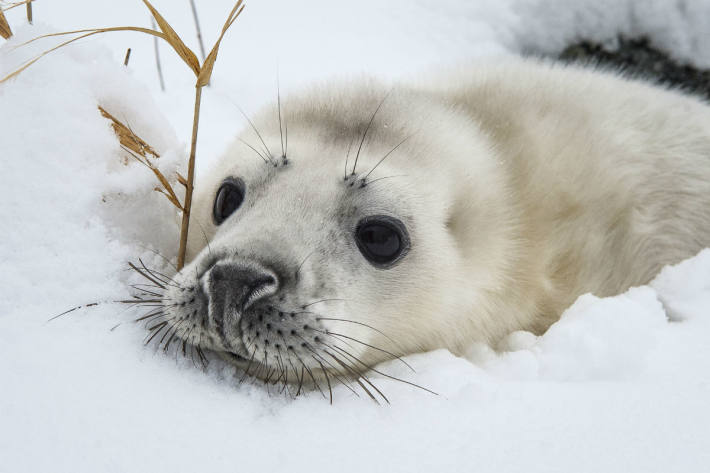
[559,37,710,101]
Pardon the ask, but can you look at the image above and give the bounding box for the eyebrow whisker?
[351,90,391,176]
[362,135,411,181]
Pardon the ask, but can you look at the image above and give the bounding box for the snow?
[1,1,709,472]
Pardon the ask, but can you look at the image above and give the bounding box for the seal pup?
[159,58,710,388]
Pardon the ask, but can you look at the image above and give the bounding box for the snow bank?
[1,1,709,472]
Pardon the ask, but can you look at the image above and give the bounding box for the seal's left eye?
[213,178,245,225]
[355,215,410,268]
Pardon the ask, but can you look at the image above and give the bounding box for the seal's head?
[162,80,520,382]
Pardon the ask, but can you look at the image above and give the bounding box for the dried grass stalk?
[177,86,202,269]
[0,9,11,39]
[141,0,200,76]
[99,106,160,159]
[179,0,244,268]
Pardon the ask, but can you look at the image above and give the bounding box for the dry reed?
[99,106,160,159]
[0,9,11,39]
[0,0,246,270]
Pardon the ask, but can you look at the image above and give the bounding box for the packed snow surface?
[1,1,709,472]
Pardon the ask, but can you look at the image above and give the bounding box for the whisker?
[138,259,179,287]
[296,365,305,397]
[194,219,213,258]
[344,134,355,180]
[233,103,274,165]
[189,343,199,369]
[331,344,438,396]
[138,259,171,282]
[359,174,407,187]
[351,91,390,176]
[362,135,411,181]
[182,326,194,357]
[289,348,325,399]
[312,326,359,353]
[128,262,166,290]
[135,309,165,322]
[123,303,164,308]
[323,330,415,372]
[264,367,277,387]
[144,320,169,345]
[274,349,291,395]
[306,340,371,400]
[162,321,182,353]
[320,358,334,404]
[302,343,359,397]
[284,102,288,159]
[324,349,383,404]
[277,77,285,159]
[314,317,405,356]
[135,244,178,272]
[47,302,100,323]
[130,286,163,298]
[285,356,303,395]
[131,283,166,291]
[238,348,258,383]
[324,345,390,404]
[174,322,192,361]
[295,250,315,279]
[196,333,209,369]
[276,333,303,397]
[147,319,168,331]
[274,366,288,394]
[300,298,346,309]
[239,137,270,164]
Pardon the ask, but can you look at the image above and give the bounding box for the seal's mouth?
[223,350,249,365]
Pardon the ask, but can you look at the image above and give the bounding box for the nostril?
[210,265,224,282]
[250,276,276,294]
[263,275,276,286]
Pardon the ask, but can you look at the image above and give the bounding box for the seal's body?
[163,59,710,383]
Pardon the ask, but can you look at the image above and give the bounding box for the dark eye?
[213,178,245,225]
[355,215,410,268]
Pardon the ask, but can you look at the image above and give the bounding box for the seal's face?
[165,146,422,382]
[162,84,515,384]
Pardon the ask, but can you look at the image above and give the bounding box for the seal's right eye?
[213,178,245,225]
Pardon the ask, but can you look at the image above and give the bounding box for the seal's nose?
[204,260,279,334]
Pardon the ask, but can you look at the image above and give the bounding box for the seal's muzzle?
[203,259,279,343]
